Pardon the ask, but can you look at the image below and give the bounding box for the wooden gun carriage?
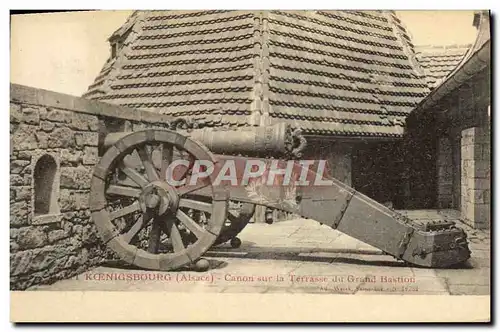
[89,121,471,271]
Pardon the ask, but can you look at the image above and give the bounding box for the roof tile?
[415,44,471,89]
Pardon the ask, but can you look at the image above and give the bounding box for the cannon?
[89,122,471,271]
[100,122,299,249]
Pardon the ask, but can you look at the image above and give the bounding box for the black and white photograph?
[9,9,491,322]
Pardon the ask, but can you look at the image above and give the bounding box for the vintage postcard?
[9,9,491,322]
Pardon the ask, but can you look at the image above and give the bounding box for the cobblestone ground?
[32,211,490,295]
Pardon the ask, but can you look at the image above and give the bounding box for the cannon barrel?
[103,122,304,156]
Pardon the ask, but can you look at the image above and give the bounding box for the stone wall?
[10,84,175,290]
[10,99,102,290]
[436,137,453,208]
[461,126,491,229]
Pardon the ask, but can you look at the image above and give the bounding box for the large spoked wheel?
[89,130,228,271]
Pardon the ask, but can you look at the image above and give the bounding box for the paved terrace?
[32,210,490,295]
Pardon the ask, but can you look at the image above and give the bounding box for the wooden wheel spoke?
[126,151,142,169]
[227,210,238,222]
[175,155,195,182]
[178,198,212,213]
[160,143,173,181]
[119,161,149,188]
[137,145,159,181]
[123,212,153,244]
[176,178,211,196]
[176,209,206,239]
[148,217,162,254]
[166,217,185,253]
[110,201,141,220]
[107,185,141,198]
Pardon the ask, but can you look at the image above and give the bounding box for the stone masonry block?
[60,149,82,166]
[10,103,22,123]
[35,132,49,149]
[17,227,48,249]
[474,178,491,190]
[462,127,490,145]
[461,144,474,160]
[70,113,99,131]
[82,147,98,165]
[60,166,93,189]
[10,201,30,227]
[75,132,99,147]
[10,160,30,174]
[15,186,31,201]
[474,160,490,178]
[474,204,490,228]
[45,108,73,123]
[10,175,23,187]
[48,127,75,148]
[59,189,89,212]
[17,151,32,160]
[48,229,71,244]
[40,121,55,132]
[473,189,490,204]
[461,128,475,139]
[28,245,74,274]
[10,250,33,276]
[11,125,38,151]
[463,176,475,190]
[22,107,40,125]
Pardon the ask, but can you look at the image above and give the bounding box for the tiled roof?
[84,10,430,138]
[415,44,471,89]
[414,11,490,111]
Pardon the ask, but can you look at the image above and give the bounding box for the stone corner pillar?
[461,126,491,229]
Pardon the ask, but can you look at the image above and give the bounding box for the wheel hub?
[139,181,180,216]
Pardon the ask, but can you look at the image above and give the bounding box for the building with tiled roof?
[84,10,430,139]
[415,44,471,89]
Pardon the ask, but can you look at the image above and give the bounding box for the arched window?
[34,154,58,216]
